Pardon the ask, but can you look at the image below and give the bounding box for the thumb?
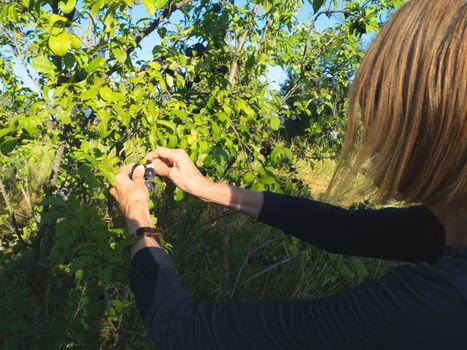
[153,159,171,177]
[110,187,117,198]
[131,164,145,181]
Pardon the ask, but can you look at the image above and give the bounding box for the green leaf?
[99,86,114,102]
[70,34,81,49]
[270,115,280,130]
[32,56,55,74]
[40,196,68,207]
[86,56,105,75]
[243,172,256,184]
[49,13,68,26]
[312,0,325,13]
[49,32,71,56]
[166,74,174,88]
[80,87,98,100]
[58,0,76,14]
[142,0,155,16]
[168,134,178,148]
[174,187,184,202]
[143,0,167,15]
[392,0,405,8]
[154,0,167,10]
[111,48,127,64]
[259,176,276,185]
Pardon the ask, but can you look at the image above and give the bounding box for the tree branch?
[227,4,260,86]
[107,0,192,76]
[0,25,44,98]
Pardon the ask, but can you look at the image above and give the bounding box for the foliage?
[0,0,402,348]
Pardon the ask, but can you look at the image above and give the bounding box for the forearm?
[256,191,445,263]
[125,203,160,259]
[190,181,264,218]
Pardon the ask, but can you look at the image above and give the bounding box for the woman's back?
[129,197,467,349]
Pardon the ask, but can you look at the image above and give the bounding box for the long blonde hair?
[327,0,467,209]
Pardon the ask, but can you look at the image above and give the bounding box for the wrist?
[125,208,153,235]
[130,236,160,258]
[190,179,216,201]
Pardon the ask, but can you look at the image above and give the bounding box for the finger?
[116,163,135,176]
[131,164,145,181]
[110,187,117,198]
[127,164,139,180]
[145,147,178,163]
[152,159,171,177]
[115,163,135,184]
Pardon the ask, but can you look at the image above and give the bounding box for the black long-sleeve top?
[128,191,467,349]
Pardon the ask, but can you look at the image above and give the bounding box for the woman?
[110,0,466,349]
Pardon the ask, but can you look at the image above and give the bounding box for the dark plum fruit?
[145,181,155,192]
[144,167,156,180]
[212,3,222,13]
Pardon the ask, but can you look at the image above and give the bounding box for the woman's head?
[329,0,466,209]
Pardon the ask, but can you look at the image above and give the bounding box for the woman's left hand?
[110,163,149,218]
[110,163,159,254]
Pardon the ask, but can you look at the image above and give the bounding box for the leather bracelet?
[133,227,164,245]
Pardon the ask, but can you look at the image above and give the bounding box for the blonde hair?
[327,0,467,209]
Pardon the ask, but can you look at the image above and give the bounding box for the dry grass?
[296,158,406,208]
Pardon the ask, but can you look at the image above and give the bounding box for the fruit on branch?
[212,3,222,14]
[214,65,229,74]
[185,42,206,58]
[184,47,194,58]
[261,140,271,150]
[310,76,319,86]
[247,155,255,162]
[260,147,270,156]
[193,75,201,83]
[144,167,156,180]
[193,42,206,53]
[249,126,257,133]
[304,64,312,72]
[145,181,155,192]
[312,98,322,106]
[351,19,366,35]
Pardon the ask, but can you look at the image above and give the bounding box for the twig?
[235,251,305,290]
[106,0,192,76]
[0,25,43,98]
[0,177,33,247]
[227,4,260,85]
[230,237,278,296]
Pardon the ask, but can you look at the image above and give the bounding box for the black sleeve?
[129,247,467,350]
[256,191,445,263]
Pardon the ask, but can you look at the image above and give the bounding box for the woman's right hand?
[145,147,210,196]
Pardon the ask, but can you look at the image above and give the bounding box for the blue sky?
[10,1,339,92]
